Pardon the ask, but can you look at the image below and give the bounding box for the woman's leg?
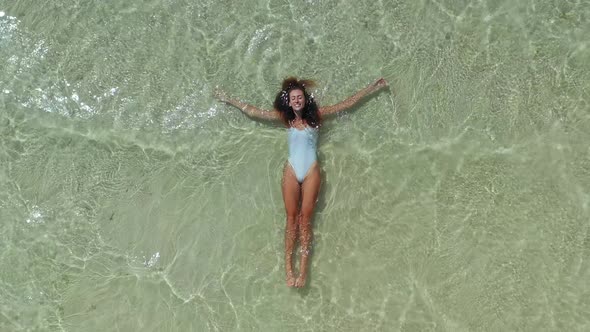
[282,163,301,287]
[295,162,321,288]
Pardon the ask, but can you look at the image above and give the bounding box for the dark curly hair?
[273,77,321,128]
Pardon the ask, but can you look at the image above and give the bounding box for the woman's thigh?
[300,163,321,217]
[282,163,301,217]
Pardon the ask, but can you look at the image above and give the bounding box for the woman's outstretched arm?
[319,78,388,116]
[215,89,280,121]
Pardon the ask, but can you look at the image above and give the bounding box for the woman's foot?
[286,274,296,287]
[294,274,306,288]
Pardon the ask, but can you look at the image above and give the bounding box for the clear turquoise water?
[1,0,589,331]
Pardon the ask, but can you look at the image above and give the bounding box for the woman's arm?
[319,78,388,116]
[215,89,280,121]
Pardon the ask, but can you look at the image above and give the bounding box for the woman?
[216,77,388,287]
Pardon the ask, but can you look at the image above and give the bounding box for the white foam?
[144,252,160,267]
[25,205,45,224]
[247,26,271,55]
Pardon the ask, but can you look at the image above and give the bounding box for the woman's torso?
[287,122,319,180]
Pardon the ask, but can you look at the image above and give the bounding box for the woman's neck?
[290,117,306,128]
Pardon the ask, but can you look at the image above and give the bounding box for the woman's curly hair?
[273,77,321,128]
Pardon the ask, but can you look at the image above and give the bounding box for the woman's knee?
[298,211,313,227]
[285,214,298,227]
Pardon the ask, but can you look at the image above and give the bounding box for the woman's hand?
[213,87,229,103]
[372,78,388,89]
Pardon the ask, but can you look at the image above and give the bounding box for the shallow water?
[1,0,589,331]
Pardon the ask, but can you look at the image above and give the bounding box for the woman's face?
[288,89,305,112]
